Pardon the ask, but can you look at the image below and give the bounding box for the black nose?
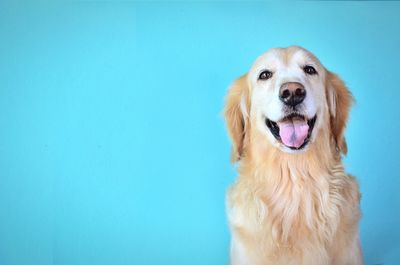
[279,82,306,107]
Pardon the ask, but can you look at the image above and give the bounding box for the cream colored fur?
[224,46,362,265]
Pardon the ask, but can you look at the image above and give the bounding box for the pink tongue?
[277,119,309,148]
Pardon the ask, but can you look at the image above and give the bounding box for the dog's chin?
[265,114,317,153]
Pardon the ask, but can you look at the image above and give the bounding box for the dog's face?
[225,46,352,160]
[249,47,326,153]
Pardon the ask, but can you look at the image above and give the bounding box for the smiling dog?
[224,46,362,265]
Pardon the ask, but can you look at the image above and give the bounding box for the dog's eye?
[303,65,317,75]
[259,70,273,80]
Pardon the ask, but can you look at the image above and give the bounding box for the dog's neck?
[238,126,345,245]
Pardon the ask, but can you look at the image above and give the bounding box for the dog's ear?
[224,75,250,162]
[326,71,354,155]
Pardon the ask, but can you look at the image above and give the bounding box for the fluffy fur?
[224,46,362,265]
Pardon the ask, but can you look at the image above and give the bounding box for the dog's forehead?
[252,47,320,70]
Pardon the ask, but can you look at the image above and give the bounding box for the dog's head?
[224,46,353,161]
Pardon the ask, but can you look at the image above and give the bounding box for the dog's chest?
[227,171,346,247]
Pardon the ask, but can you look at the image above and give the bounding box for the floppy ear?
[224,75,250,162]
[326,71,354,155]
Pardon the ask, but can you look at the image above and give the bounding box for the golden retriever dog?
[224,46,362,265]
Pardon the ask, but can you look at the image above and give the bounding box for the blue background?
[0,1,399,264]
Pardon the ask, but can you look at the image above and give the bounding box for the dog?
[224,46,362,265]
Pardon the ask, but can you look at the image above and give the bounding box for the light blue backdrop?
[0,1,399,265]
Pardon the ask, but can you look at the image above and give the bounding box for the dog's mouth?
[266,114,317,150]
